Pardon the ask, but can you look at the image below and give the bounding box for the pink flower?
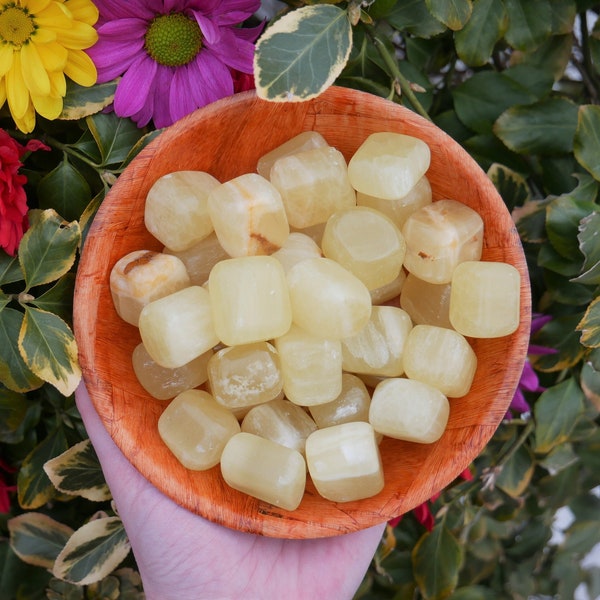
[0,131,50,256]
[0,457,17,514]
[88,0,263,128]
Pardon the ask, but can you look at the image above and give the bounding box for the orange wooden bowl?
[73,86,531,538]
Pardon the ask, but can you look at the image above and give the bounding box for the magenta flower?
[88,0,263,128]
[508,314,556,417]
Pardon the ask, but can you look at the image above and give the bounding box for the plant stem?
[362,23,431,121]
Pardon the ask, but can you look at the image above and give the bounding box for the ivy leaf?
[580,356,600,411]
[60,80,117,121]
[574,104,600,181]
[425,0,472,31]
[43,440,111,502]
[546,194,596,260]
[487,163,531,211]
[31,274,75,325]
[494,97,579,155]
[576,296,600,348]
[0,252,23,285]
[85,111,146,167]
[530,314,585,372]
[512,198,550,243]
[386,0,446,38]
[18,209,81,291]
[572,211,600,285]
[53,517,131,585]
[503,0,552,51]
[515,33,573,83]
[254,5,353,101]
[0,387,40,444]
[19,306,81,397]
[495,444,535,498]
[454,0,507,66]
[413,523,463,598]
[0,308,44,393]
[37,156,92,222]
[533,378,585,454]
[8,513,74,569]
[18,427,69,509]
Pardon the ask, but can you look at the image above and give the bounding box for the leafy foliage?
[1,0,600,599]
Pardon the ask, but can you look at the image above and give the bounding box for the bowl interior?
[74,86,531,538]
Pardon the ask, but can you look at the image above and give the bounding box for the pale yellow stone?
[270,146,356,229]
[348,132,431,199]
[274,324,342,406]
[403,324,477,397]
[132,343,212,401]
[207,342,283,410]
[145,171,220,252]
[309,373,371,429]
[257,131,329,179]
[400,273,453,329]
[208,256,292,346]
[163,232,229,286]
[321,206,406,290]
[110,250,190,326]
[286,257,372,340]
[138,285,219,369]
[220,432,306,510]
[449,261,521,338]
[341,306,413,377]
[369,378,449,443]
[207,173,289,257]
[402,199,484,284]
[271,232,322,273]
[158,390,240,470]
[241,398,317,455]
[305,421,384,502]
[370,270,407,305]
[356,176,433,229]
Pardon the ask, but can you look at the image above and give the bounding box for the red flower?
[389,467,473,531]
[0,457,17,514]
[0,130,49,256]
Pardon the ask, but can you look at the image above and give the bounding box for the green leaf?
[0,252,23,285]
[18,209,80,291]
[53,517,131,585]
[18,427,69,509]
[572,211,600,285]
[495,444,535,497]
[85,111,146,167]
[8,513,74,569]
[530,314,585,371]
[561,520,600,556]
[546,193,596,259]
[503,0,552,51]
[487,163,531,211]
[60,80,117,120]
[43,440,111,502]
[453,66,553,134]
[0,308,43,393]
[425,0,472,30]
[454,0,507,66]
[574,104,600,181]
[580,356,600,410]
[512,198,550,244]
[37,156,92,222]
[494,97,579,155]
[254,5,353,101]
[386,0,447,37]
[31,274,75,325]
[0,387,40,444]
[533,378,586,454]
[576,296,600,348]
[18,306,81,397]
[412,524,463,599]
[538,443,580,474]
[513,33,573,82]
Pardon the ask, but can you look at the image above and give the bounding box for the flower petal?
[206,29,256,73]
[20,42,51,97]
[48,70,66,97]
[113,54,157,118]
[32,92,63,120]
[64,0,99,26]
[23,0,52,13]
[0,45,14,79]
[6,53,30,120]
[64,49,97,86]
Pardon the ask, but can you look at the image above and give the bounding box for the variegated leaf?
[18,306,81,397]
[8,512,74,569]
[53,517,131,585]
[44,440,111,502]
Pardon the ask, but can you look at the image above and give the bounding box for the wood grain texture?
[73,87,532,538]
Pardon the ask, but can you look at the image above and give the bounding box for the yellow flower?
[0,0,98,133]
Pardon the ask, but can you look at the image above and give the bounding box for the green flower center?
[145,13,203,67]
[0,5,35,47]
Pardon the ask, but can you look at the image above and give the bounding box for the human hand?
[75,382,386,600]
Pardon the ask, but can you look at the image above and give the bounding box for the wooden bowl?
[73,86,531,538]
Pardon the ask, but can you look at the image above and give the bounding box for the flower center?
[145,13,202,67]
[0,5,35,47]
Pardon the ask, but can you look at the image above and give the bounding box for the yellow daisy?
[0,0,98,133]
